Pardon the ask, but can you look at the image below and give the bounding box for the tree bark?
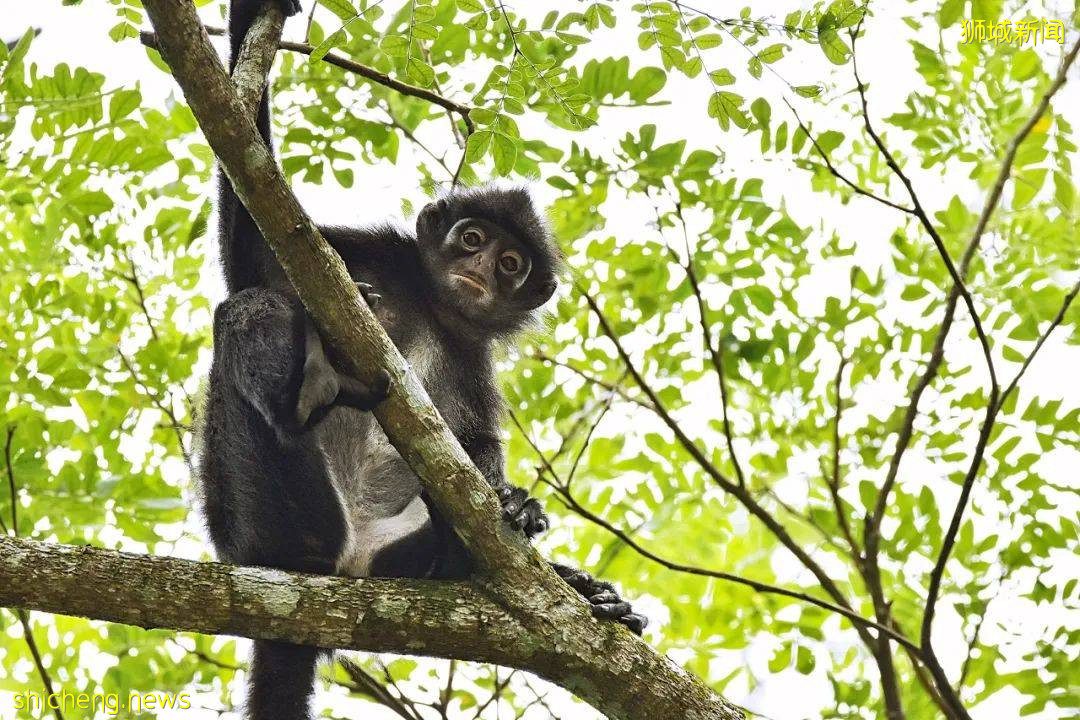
[0,2,745,718]
[0,536,743,720]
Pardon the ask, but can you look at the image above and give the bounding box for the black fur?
[199,3,646,719]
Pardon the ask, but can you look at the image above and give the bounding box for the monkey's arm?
[463,435,549,538]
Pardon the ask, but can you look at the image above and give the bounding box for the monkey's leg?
[550,563,648,635]
[207,287,356,720]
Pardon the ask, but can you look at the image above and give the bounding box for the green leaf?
[406,57,435,86]
[759,43,787,63]
[768,643,792,672]
[108,89,141,123]
[707,91,747,131]
[492,133,518,175]
[794,84,823,98]
[319,0,356,21]
[464,130,492,162]
[709,69,735,86]
[818,28,851,65]
[628,67,666,102]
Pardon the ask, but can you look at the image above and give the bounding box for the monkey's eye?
[499,251,523,274]
[461,227,485,250]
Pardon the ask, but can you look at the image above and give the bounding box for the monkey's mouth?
[451,273,490,295]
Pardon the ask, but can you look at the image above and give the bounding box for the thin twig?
[338,658,423,720]
[577,283,875,646]
[139,27,474,130]
[124,250,159,343]
[852,29,998,398]
[4,426,16,536]
[827,356,860,556]
[671,202,747,487]
[533,352,652,410]
[785,99,914,214]
[509,412,920,655]
[117,349,195,474]
[380,101,454,179]
[4,429,65,720]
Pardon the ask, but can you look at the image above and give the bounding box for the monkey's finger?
[365,293,382,308]
[527,515,549,537]
[591,602,632,620]
[587,579,617,596]
[562,572,593,594]
[618,613,648,635]
[501,488,529,517]
[588,591,621,605]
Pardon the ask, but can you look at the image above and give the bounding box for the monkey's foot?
[550,563,648,635]
[498,486,548,538]
[276,0,303,17]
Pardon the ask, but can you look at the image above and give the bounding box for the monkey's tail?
[246,640,319,720]
[219,0,288,295]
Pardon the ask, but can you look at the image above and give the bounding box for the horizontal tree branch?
[0,536,528,664]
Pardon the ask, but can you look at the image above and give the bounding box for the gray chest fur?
[315,327,460,576]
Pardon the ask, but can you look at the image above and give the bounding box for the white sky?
[2,1,1078,719]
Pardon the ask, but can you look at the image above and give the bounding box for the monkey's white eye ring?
[461,227,485,249]
[499,251,523,274]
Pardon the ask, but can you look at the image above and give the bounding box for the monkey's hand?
[498,485,548,538]
[550,562,648,636]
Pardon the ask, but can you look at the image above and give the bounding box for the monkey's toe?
[618,613,648,635]
[590,600,633,620]
[356,282,381,308]
[551,563,648,636]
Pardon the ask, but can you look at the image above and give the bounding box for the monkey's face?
[416,192,560,333]
[427,218,535,321]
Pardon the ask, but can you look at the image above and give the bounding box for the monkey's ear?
[416,198,448,240]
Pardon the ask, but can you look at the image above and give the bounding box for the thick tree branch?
[86,3,744,719]
[0,536,532,664]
